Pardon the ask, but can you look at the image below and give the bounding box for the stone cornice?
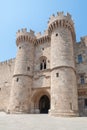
[13,74,33,78]
[16,12,76,46]
[51,66,76,74]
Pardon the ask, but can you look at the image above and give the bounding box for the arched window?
[40,56,47,70]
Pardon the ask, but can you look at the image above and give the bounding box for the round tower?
[8,29,35,113]
[48,12,79,116]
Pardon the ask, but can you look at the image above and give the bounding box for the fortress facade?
[0,12,87,116]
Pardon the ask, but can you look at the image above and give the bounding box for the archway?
[39,95,50,114]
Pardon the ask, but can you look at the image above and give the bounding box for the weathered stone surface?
[0,12,87,116]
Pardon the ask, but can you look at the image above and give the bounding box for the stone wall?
[74,36,87,116]
[50,26,78,116]
[33,40,51,88]
[33,71,50,88]
[8,29,35,113]
[0,59,15,111]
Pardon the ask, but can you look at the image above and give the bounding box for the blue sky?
[0,0,87,61]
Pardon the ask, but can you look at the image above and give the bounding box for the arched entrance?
[39,95,50,114]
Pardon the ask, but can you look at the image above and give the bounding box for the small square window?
[56,33,58,36]
[27,67,30,71]
[56,73,59,77]
[42,48,44,50]
[16,78,19,82]
[19,46,21,49]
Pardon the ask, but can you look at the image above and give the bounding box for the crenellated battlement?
[0,58,15,66]
[35,35,50,45]
[16,12,76,46]
[16,27,50,46]
[48,12,75,41]
[16,28,35,37]
[81,36,87,46]
[48,12,72,25]
[36,30,48,39]
[35,30,50,45]
[16,28,36,46]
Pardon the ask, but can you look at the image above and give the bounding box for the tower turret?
[8,28,35,113]
[48,12,79,116]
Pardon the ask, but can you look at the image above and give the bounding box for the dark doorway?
[39,95,50,114]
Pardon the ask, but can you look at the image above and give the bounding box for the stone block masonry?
[0,12,87,116]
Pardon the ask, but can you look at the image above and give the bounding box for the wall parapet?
[0,58,15,66]
[48,12,73,26]
[16,12,75,45]
[81,36,87,46]
[48,12,75,42]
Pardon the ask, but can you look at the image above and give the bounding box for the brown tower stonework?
[8,29,35,113]
[48,12,79,116]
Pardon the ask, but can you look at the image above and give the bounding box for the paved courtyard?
[0,112,87,130]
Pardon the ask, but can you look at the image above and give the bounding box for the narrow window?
[27,67,30,71]
[44,62,46,69]
[70,103,72,110]
[16,78,19,82]
[19,46,21,49]
[84,99,87,108]
[80,75,85,84]
[56,73,59,77]
[56,33,58,36]
[78,54,82,63]
[40,63,43,70]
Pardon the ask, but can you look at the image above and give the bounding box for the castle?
[0,12,87,117]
